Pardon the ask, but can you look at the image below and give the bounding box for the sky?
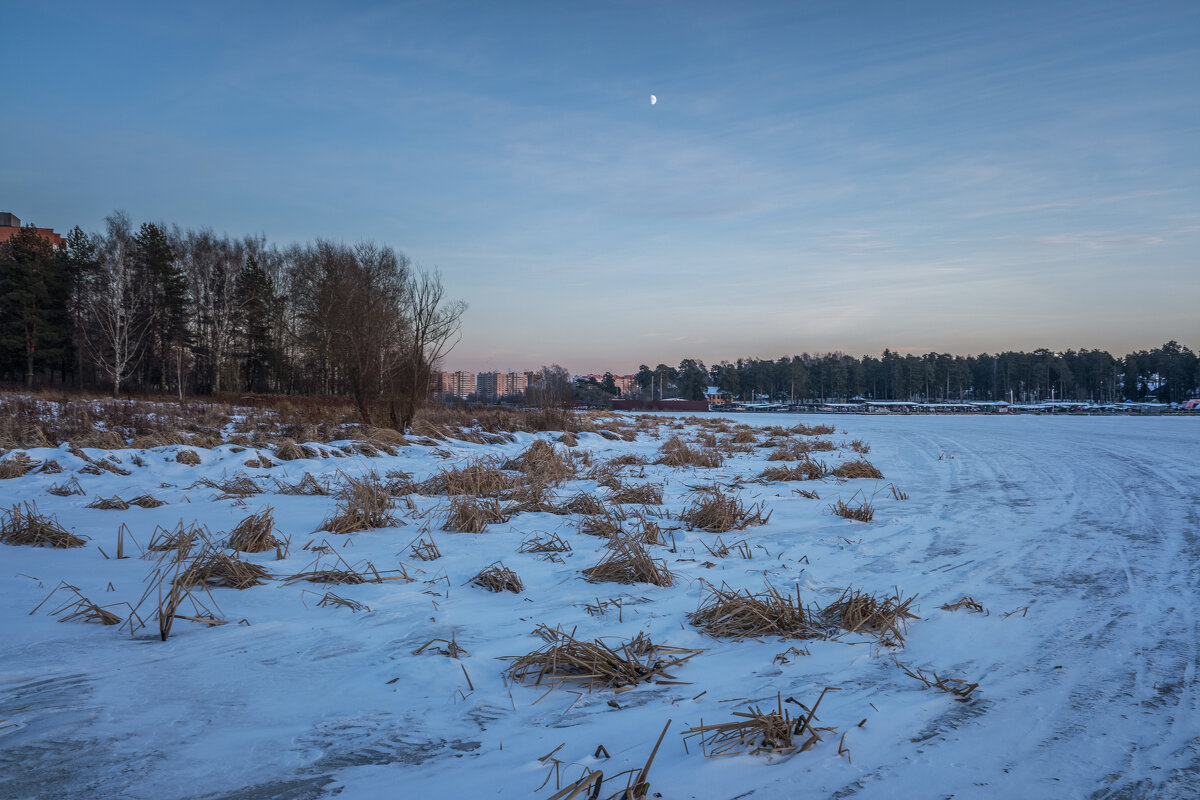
[3,1,1198,374]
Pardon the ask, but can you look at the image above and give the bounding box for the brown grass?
[848,439,871,454]
[683,688,839,757]
[518,531,572,559]
[322,472,399,533]
[274,439,312,461]
[940,595,985,613]
[831,459,883,479]
[757,460,826,482]
[442,496,510,533]
[823,588,918,645]
[129,493,166,508]
[582,536,674,587]
[226,508,283,553]
[197,475,263,499]
[701,536,752,559]
[284,548,413,585]
[502,439,576,485]
[655,436,722,469]
[502,480,561,514]
[730,429,758,444]
[792,423,836,436]
[830,495,875,522]
[607,482,664,505]
[46,476,86,496]
[423,458,513,497]
[274,473,331,495]
[175,448,201,465]
[690,583,822,640]
[470,561,523,593]
[146,521,206,557]
[38,458,63,473]
[578,506,627,538]
[559,491,606,516]
[0,452,35,479]
[897,661,979,700]
[85,495,130,510]
[0,502,86,548]
[31,581,125,625]
[410,535,441,561]
[316,592,370,612]
[177,546,271,590]
[502,624,701,690]
[679,485,772,533]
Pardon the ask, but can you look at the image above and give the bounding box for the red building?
[0,212,64,248]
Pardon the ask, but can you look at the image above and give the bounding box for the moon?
[650,94,657,105]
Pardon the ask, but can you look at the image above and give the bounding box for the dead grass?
[85,495,130,510]
[502,481,561,514]
[322,472,399,533]
[501,439,576,485]
[46,476,86,496]
[0,502,86,548]
[316,592,370,612]
[502,624,701,690]
[683,688,839,758]
[690,583,822,640]
[423,458,513,497]
[897,661,979,700]
[940,595,985,613]
[607,482,664,505]
[578,506,627,538]
[38,458,63,473]
[226,508,283,553]
[823,588,918,645]
[442,496,510,533]
[274,439,312,461]
[284,548,413,585]
[177,546,271,590]
[196,475,263,499]
[274,473,331,496]
[848,439,871,454]
[559,491,606,516]
[831,459,883,479]
[679,485,771,533]
[582,536,674,587]
[410,535,441,561]
[655,436,722,469]
[701,536,752,559]
[146,521,206,557]
[757,460,826,482]
[129,493,166,508]
[31,581,125,625]
[175,448,201,465]
[792,423,836,436]
[730,429,758,444]
[470,561,523,593]
[518,531,572,559]
[830,494,875,522]
[0,452,35,479]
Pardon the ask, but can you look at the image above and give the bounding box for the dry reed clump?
[830,495,875,522]
[226,508,282,553]
[502,481,561,514]
[197,475,263,499]
[730,429,758,444]
[848,439,871,454]
[0,452,35,479]
[518,531,572,559]
[897,661,979,700]
[558,431,578,447]
[701,536,752,559]
[654,436,722,469]
[757,460,826,482]
[679,485,772,533]
[39,458,63,474]
[273,439,311,461]
[940,595,985,613]
[146,521,206,557]
[831,459,883,479]
[422,458,513,497]
[410,535,441,561]
[0,502,86,548]
[501,439,577,485]
[316,592,370,612]
[129,493,166,508]
[382,469,418,496]
[501,624,702,690]
[273,473,331,496]
[442,496,510,533]
[46,477,86,496]
[322,472,399,533]
[559,491,606,516]
[627,509,671,547]
[176,546,271,590]
[578,505,627,538]
[31,581,124,625]
[582,536,674,587]
[175,448,202,466]
[690,583,822,640]
[607,482,664,506]
[469,561,524,593]
[683,688,839,758]
[822,588,918,645]
[607,453,649,468]
[792,423,836,436]
[86,495,130,510]
[284,548,413,585]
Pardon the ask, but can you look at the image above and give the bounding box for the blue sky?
[4,1,1198,373]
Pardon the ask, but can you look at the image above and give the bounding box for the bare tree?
[388,268,466,432]
[85,213,153,397]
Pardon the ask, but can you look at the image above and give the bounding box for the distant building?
[474,371,531,401]
[439,370,477,398]
[0,212,64,248]
[580,374,638,396]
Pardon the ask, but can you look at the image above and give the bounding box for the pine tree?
[0,227,67,387]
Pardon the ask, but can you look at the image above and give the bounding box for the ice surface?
[1,414,1198,799]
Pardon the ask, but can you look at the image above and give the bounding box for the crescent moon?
[650,94,657,105]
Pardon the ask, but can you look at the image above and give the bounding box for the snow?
[2,414,1199,799]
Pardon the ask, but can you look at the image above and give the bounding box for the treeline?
[0,212,464,428]
[632,344,1199,404]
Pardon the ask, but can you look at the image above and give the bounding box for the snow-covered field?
[2,413,1198,799]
